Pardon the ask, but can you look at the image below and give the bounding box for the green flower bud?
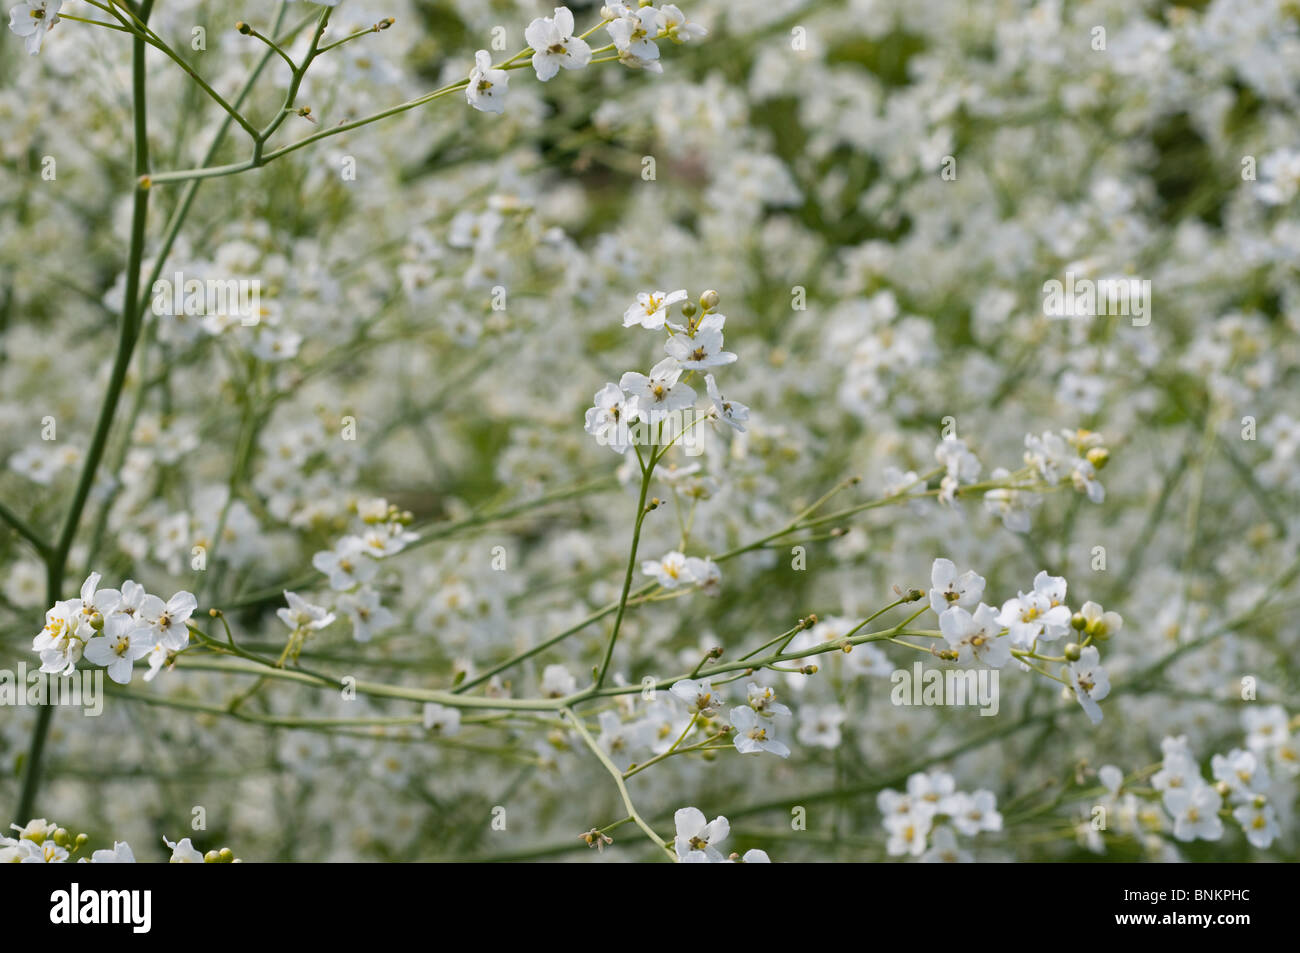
[1064,642,1082,662]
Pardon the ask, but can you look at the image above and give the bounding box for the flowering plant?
[1,0,1297,863]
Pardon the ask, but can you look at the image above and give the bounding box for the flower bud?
[680,300,697,319]
[1215,780,1231,798]
[1070,612,1087,631]
[1086,447,1110,470]
[236,21,252,34]
[1064,642,1082,662]
[204,850,222,863]
[218,847,234,862]
[700,289,720,312]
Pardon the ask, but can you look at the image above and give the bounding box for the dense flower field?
[1,0,1297,863]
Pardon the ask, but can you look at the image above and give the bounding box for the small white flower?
[1164,784,1224,842]
[82,614,152,685]
[8,0,61,56]
[608,5,663,72]
[623,289,687,329]
[670,677,722,715]
[86,841,136,863]
[940,603,1010,668]
[641,550,691,588]
[525,7,592,82]
[423,703,462,736]
[704,374,749,431]
[277,591,335,632]
[1066,645,1111,725]
[796,704,844,748]
[466,50,509,114]
[1232,800,1280,849]
[673,807,729,862]
[730,705,790,757]
[928,557,985,615]
[137,590,199,652]
[920,826,972,863]
[664,314,737,369]
[163,835,205,863]
[584,382,643,454]
[337,586,394,642]
[541,663,576,697]
[312,536,379,591]
[620,357,697,420]
[659,4,707,43]
[947,790,1002,835]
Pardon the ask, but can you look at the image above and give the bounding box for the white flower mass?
[0,0,1295,870]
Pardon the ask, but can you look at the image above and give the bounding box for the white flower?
[704,374,749,431]
[33,600,84,676]
[884,811,931,857]
[1165,785,1224,842]
[136,589,198,652]
[928,558,985,615]
[86,841,136,863]
[947,790,1002,835]
[312,536,379,591]
[466,50,508,114]
[796,704,844,748]
[623,289,687,329]
[584,382,643,454]
[998,574,1072,649]
[934,437,980,503]
[423,703,462,736]
[730,705,790,757]
[1232,800,1280,849]
[670,677,721,715]
[745,682,792,718]
[540,663,576,697]
[940,603,1010,668]
[739,848,770,863]
[921,826,972,863]
[664,314,737,369]
[620,357,696,420]
[608,5,663,72]
[358,523,418,558]
[641,550,691,588]
[8,0,61,56]
[1210,749,1268,801]
[659,4,707,43]
[525,7,592,82]
[906,770,958,811]
[276,591,335,632]
[1077,600,1122,640]
[163,836,204,863]
[673,807,729,862]
[683,556,721,595]
[338,586,394,642]
[82,614,151,685]
[1066,646,1110,725]
[983,467,1037,532]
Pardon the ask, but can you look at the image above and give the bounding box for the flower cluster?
[878,771,1003,861]
[1084,710,1298,856]
[927,558,1121,724]
[33,573,196,685]
[466,4,706,114]
[2,818,238,863]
